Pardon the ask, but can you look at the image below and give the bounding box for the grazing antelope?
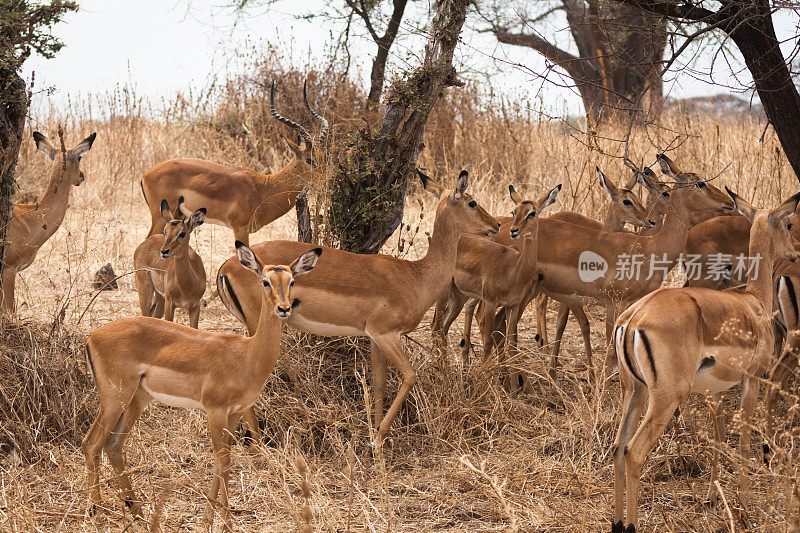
[133,198,207,328]
[140,82,328,245]
[610,189,800,532]
[430,183,561,388]
[0,131,96,313]
[215,170,500,446]
[82,245,321,530]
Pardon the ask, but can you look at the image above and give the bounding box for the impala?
[1,131,96,313]
[140,81,328,245]
[133,198,207,328]
[215,170,500,446]
[610,189,800,532]
[82,245,321,530]
[430,183,561,389]
[531,167,661,374]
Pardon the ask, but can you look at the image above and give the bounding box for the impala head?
[236,242,321,318]
[597,167,655,229]
[33,131,96,186]
[417,169,500,237]
[508,183,561,239]
[159,198,206,258]
[657,153,734,214]
[270,80,329,171]
[727,187,800,265]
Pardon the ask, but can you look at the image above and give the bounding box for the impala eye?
[662,192,670,198]
[77,155,82,161]
[623,199,633,206]
[527,210,536,218]
[263,279,270,288]
[290,280,295,287]
[468,200,477,208]
[179,231,186,238]
[789,223,794,231]
[697,181,707,188]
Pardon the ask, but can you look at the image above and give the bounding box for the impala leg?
[705,393,724,503]
[164,300,176,323]
[431,297,446,352]
[242,408,262,446]
[188,304,201,329]
[204,410,236,531]
[0,267,16,314]
[480,300,498,366]
[369,339,388,432]
[135,271,154,317]
[104,388,152,516]
[461,299,478,364]
[571,305,594,380]
[611,380,646,530]
[151,294,165,319]
[625,392,685,530]
[503,305,524,392]
[603,304,620,379]
[738,377,759,510]
[82,381,139,516]
[767,340,799,456]
[536,293,548,348]
[440,290,467,356]
[370,334,417,448]
[551,303,570,375]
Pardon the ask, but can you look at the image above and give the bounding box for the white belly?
[141,379,203,409]
[287,314,365,337]
[691,371,739,395]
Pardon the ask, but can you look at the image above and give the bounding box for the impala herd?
[4,84,800,532]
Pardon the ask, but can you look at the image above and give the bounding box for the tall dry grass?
[2,59,799,531]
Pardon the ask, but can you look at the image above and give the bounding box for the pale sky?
[21,0,800,117]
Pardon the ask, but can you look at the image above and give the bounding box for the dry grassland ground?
[3,88,800,531]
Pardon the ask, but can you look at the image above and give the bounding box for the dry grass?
[2,66,800,531]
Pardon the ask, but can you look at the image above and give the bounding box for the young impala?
[82,245,321,530]
[215,170,500,447]
[133,198,206,328]
[1,131,96,313]
[140,81,328,245]
[610,188,800,532]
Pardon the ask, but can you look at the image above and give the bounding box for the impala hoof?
[459,338,465,347]
[611,521,624,533]
[88,504,97,517]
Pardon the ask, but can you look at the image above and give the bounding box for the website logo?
[578,251,608,282]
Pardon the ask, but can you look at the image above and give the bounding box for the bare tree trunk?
[328,0,469,254]
[0,67,27,285]
[295,188,313,243]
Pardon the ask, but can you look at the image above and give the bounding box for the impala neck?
[512,230,538,286]
[245,292,284,376]
[414,200,463,306]
[254,158,310,226]
[746,221,776,308]
[37,162,73,232]
[603,203,626,232]
[650,190,695,259]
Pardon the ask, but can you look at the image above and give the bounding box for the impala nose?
[276,305,291,317]
[510,228,520,239]
[646,219,656,228]
[160,249,170,258]
[487,222,500,236]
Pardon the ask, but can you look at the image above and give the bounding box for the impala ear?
[32,131,57,160]
[291,247,322,276]
[726,186,756,223]
[282,134,303,159]
[187,208,206,231]
[770,191,800,227]
[597,167,620,200]
[508,185,522,204]
[452,170,469,200]
[418,169,444,199]
[236,241,263,275]
[69,132,96,159]
[538,184,561,211]
[657,153,679,178]
[160,199,172,224]
[637,167,662,195]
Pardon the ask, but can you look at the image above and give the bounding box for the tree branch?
[494,27,596,82]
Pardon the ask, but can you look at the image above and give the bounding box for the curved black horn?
[303,80,329,146]
[270,80,312,144]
